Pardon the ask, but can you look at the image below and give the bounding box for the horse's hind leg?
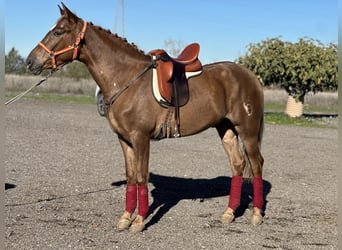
[216,121,245,224]
[241,133,264,225]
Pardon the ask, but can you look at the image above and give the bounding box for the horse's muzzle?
[26,57,43,75]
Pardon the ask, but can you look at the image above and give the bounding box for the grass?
[264,103,337,128]
[5,92,337,128]
[29,94,95,104]
[302,105,338,114]
[264,103,338,114]
[264,113,333,128]
[5,92,95,104]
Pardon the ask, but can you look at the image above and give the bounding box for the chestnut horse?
[26,3,264,233]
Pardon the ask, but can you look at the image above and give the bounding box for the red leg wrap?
[228,176,243,211]
[253,177,263,209]
[125,184,137,213]
[138,185,149,218]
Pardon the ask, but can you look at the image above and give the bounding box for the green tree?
[237,37,338,99]
[281,38,338,98]
[5,47,26,74]
[63,61,91,80]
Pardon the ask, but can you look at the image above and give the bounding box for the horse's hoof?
[220,208,235,224]
[117,212,133,231]
[250,214,263,225]
[129,221,145,233]
[117,217,132,231]
[250,208,263,225]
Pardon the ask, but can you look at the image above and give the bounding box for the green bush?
[5,47,26,74]
[237,37,338,99]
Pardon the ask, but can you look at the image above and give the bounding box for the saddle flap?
[156,60,173,103]
[173,69,189,107]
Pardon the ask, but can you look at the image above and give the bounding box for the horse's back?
[201,61,263,96]
[190,61,264,112]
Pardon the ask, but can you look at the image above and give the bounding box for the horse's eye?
[53,30,63,36]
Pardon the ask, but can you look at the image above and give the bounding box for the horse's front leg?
[117,134,150,233]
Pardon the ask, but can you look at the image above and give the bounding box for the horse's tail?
[243,113,264,179]
[258,113,264,148]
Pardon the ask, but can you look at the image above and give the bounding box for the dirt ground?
[5,100,337,250]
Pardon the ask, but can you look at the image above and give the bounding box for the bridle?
[38,21,87,69]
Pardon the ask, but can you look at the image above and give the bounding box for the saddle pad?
[152,67,168,104]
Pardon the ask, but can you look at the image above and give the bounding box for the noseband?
[38,21,87,69]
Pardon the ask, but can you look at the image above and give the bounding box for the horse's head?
[26,3,87,75]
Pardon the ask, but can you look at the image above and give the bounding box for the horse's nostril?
[26,58,33,67]
[25,57,42,75]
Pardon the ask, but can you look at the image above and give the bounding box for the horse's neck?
[79,25,149,99]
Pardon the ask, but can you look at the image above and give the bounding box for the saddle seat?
[173,43,200,64]
[149,43,203,106]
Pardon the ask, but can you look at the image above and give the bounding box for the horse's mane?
[88,22,146,55]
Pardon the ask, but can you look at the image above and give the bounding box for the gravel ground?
[5,100,337,250]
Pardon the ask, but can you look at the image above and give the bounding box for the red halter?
[38,21,87,69]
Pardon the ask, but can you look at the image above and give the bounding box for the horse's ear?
[58,3,63,15]
[58,2,78,23]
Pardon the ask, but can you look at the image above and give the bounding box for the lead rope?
[5,68,59,106]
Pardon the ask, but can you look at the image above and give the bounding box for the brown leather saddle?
[149,43,202,107]
[149,43,203,138]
